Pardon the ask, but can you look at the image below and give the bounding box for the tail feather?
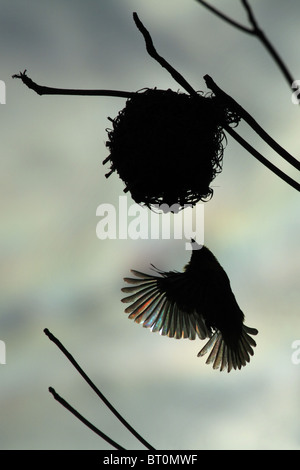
[197,324,258,372]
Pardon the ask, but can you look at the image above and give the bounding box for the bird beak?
[190,239,203,250]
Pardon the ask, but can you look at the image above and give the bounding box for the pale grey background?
[0,0,299,450]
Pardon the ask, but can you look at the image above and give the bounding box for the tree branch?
[196,0,253,34]
[224,124,300,192]
[133,12,199,98]
[44,328,155,451]
[12,13,299,193]
[204,75,300,171]
[196,0,295,89]
[203,74,300,191]
[241,0,295,88]
[49,387,125,450]
[12,70,134,99]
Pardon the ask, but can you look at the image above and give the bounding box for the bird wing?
[121,269,210,341]
[121,266,258,373]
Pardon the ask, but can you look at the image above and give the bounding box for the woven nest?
[103,88,239,209]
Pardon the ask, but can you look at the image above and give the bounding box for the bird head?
[190,238,203,251]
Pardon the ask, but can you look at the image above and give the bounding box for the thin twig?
[241,0,295,88]
[204,74,300,172]
[49,387,125,450]
[12,70,134,99]
[44,328,155,451]
[196,0,295,89]
[196,0,253,34]
[224,124,300,192]
[133,12,199,98]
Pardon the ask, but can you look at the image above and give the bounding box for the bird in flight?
[121,241,258,372]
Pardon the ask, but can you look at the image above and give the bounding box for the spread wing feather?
[122,270,210,341]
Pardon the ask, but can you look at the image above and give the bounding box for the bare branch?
[12,70,134,99]
[241,0,295,88]
[224,125,300,192]
[241,0,259,28]
[133,12,199,97]
[49,387,125,450]
[196,0,253,34]
[204,75,300,191]
[204,75,300,171]
[44,328,155,451]
[196,0,295,89]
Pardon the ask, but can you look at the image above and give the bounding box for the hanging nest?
[103,88,240,209]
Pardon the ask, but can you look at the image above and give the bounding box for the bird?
[121,241,258,372]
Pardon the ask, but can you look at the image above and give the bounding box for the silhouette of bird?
[121,241,258,372]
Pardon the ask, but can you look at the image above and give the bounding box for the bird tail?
[197,325,258,372]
